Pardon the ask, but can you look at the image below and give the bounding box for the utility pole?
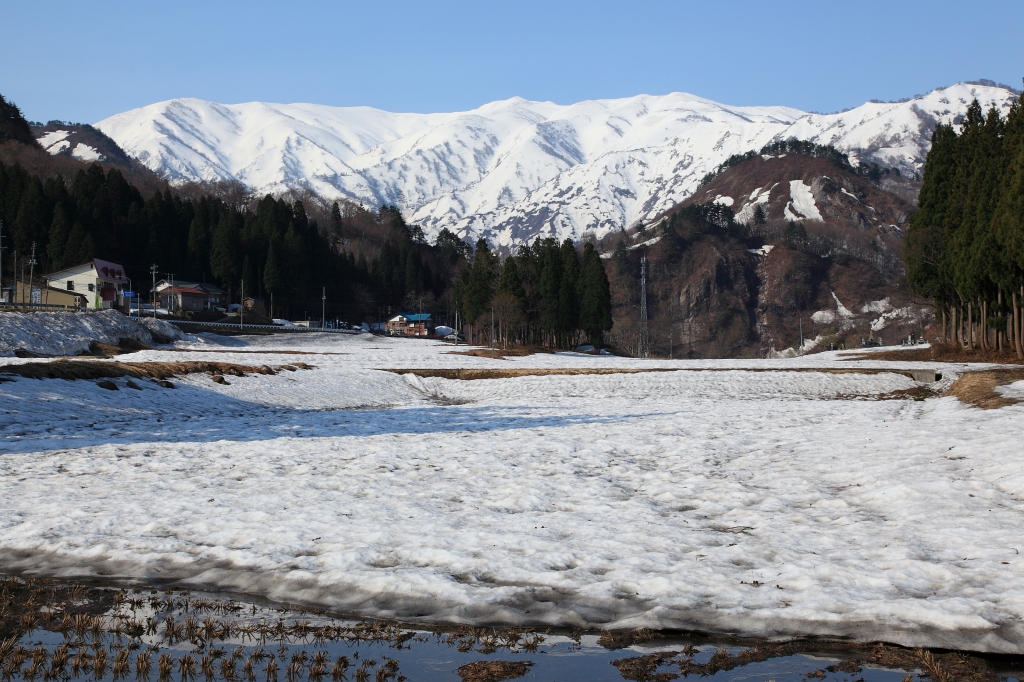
[799,316,804,354]
[27,243,37,306]
[12,251,18,304]
[166,273,175,315]
[150,264,158,318]
[321,287,326,330]
[639,255,649,358]
[491,306,495,355]
[240,279,244,329]
[669,330,673,359]
[0,219,5,303]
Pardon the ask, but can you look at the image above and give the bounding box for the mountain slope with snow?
[96,83,1016,248]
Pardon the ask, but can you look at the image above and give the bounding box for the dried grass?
[840,341,1024,365]
[944,369,1024,409]
[388,367,923,381]
[0,360,314,383]
[455,660,533,682]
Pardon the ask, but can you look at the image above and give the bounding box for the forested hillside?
[601,147,925,357]
[1,92,613,346]
[905,97,1024,358]
[453,237,611,349]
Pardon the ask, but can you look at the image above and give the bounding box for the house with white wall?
[44,259,128,310]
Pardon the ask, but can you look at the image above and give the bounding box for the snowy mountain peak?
[96,83,1017,248]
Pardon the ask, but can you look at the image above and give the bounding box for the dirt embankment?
[0,360,314,382]
[385,366,924,381]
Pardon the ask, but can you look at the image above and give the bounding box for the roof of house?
[154,280,227,294]
[45,258,128,283]
[396,313,433,322]
[164,286,207,295]
[93,259,128,283]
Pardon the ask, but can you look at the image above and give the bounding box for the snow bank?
[0,310,162,356]
[2,333,1022,652]
[136,316,195,342]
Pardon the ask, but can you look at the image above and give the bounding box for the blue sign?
[123,291,136,298]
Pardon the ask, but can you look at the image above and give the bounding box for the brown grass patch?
[456,660,533,682]
[945,369,1024,409]
[445,346,553,359]
[598,629,665,650]
[0,360,314,382]
[386,367,922,381]
[841,342,1024,365]
[154,348,345,355]
[611,640,999,682]
[86,338,152,357]
[875,385,940,401]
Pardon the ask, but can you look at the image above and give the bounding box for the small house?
[14,281,87,309]
[153,280,228,312]
[44,259,128,309]
[385,313,434,337]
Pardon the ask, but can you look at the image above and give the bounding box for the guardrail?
[165,319,364,335]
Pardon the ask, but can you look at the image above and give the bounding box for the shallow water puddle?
[3,578,1017,681]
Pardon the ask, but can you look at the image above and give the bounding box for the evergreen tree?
[557,238,580,339]
[463,238,496,325]
[613,238,629,275]
[0,93,36,146]
[186,212,212,279]
[46,203,72,270]
[497,254,526,307]
[263,241,283,298]
[210,212,241,286]
[537,240,562,341]
[906,123,958,303]
[64,222,96,265]
[577,242,613,348]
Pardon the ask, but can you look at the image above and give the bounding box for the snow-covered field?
[2,331,1024,653]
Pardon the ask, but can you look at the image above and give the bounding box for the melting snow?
[861,298,893,314]
[1,325,1022,651]
[735,185,773,224]
[811,310,836,324]
[37,130,70,150]
[831,291,855,318]
[713,195,734,207]
[785,180,823,222]
[71,143,104,162]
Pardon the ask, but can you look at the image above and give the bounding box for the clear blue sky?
[4,0,1022,124]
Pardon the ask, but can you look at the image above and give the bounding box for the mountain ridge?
[96,83,1018,248]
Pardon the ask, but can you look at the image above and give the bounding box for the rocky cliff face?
[602,154,932,357]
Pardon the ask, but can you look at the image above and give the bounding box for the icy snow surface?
[2,332,1023,652]
[95,83,1016,248]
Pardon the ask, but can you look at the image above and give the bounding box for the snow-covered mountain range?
[95,83,1016,248]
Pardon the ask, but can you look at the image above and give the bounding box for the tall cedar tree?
[577,242,613,347]
[905,96,1024,357]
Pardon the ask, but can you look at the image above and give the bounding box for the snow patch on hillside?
[785,180,823,222]
[71,143,103,162]
[37,130,70,153]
